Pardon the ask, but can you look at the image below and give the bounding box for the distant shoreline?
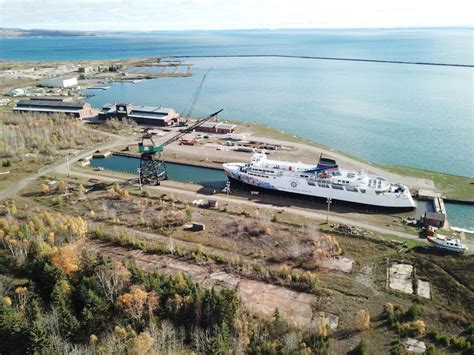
[0,28,98,39]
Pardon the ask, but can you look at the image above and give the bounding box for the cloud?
[0,0,473,31]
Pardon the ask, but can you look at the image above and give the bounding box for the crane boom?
[181,68,212,121]
[159,109,223,147]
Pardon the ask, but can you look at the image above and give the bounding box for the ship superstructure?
[223,153,416,209]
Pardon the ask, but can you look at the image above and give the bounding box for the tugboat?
[427,234,468,253]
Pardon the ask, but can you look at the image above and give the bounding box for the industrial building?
[195,121,237,134]
[98,103,180,126]
[31,96,74,102]
[14,99,93,119]
[423,211,446,228]
[39,76,78,88]
[78,66,96,74]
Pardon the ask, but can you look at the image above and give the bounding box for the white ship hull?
[427,235,467,253]
[223,157,416,209]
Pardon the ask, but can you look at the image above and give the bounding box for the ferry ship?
[223,153,417,209]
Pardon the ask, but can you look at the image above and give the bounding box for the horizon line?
[2,25,473,33]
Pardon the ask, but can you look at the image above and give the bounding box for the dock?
[87,86,111,90]
[417,189,442,201]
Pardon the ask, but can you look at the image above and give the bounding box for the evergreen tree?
[0,301,28,354]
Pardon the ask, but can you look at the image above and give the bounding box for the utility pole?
[326,197,332,224]
[224,180,231,196]
[137,168,142,190]
[66,156,71,178]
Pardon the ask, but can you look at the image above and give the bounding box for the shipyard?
[0,50,473,354]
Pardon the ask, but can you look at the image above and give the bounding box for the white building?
[40,76,78,88]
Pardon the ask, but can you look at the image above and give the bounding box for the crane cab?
[138,143,164,154]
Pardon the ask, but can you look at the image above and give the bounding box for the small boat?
[427,234,468,253]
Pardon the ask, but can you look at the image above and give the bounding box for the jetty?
[87,86,111,90]
[170,54,474,68]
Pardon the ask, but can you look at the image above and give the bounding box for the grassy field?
[382,164,474,202]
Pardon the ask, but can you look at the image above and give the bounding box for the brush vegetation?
[0,211,335,354]
[0,113,102,158]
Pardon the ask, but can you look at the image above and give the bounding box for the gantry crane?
[137,69,219,185]
[138,109,223,185]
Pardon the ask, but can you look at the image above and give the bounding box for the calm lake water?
[1,29,472,229]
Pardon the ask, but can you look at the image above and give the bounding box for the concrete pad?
[238,279,338,330]
[389,263,414,295]
[87,241,334,330]
[417,279,431,299]
[319,256,353,273]
[404,338,426,353]
[204,271,240,288]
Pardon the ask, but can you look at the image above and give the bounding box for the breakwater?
[170,54,474,68]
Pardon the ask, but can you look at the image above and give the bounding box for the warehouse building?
[14,99,93,119]
[39,76,78,88]
[31,96,74,102]
[195,121,237,134]
[98,103,180,126]
[423,211,446,228]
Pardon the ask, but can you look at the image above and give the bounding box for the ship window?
[308,181,315,186]
[331,184,344,190]
[360,189,366,193]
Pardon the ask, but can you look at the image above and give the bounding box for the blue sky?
[0,0,473,31]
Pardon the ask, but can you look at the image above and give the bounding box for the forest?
[0,209,332,354]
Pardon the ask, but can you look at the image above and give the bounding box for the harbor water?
[2,30,471,176]
[89,155,226,189]
[1,29,472,230]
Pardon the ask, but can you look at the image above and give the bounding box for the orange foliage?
[116,285,157,321]
[49,245,80,275]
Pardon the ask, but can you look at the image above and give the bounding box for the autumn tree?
[116,285,157,323]
[2,234,30,265]
[14,287,29,313]
[96,260,131,302]
[49,245,80,276]
[131,331,155,355]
